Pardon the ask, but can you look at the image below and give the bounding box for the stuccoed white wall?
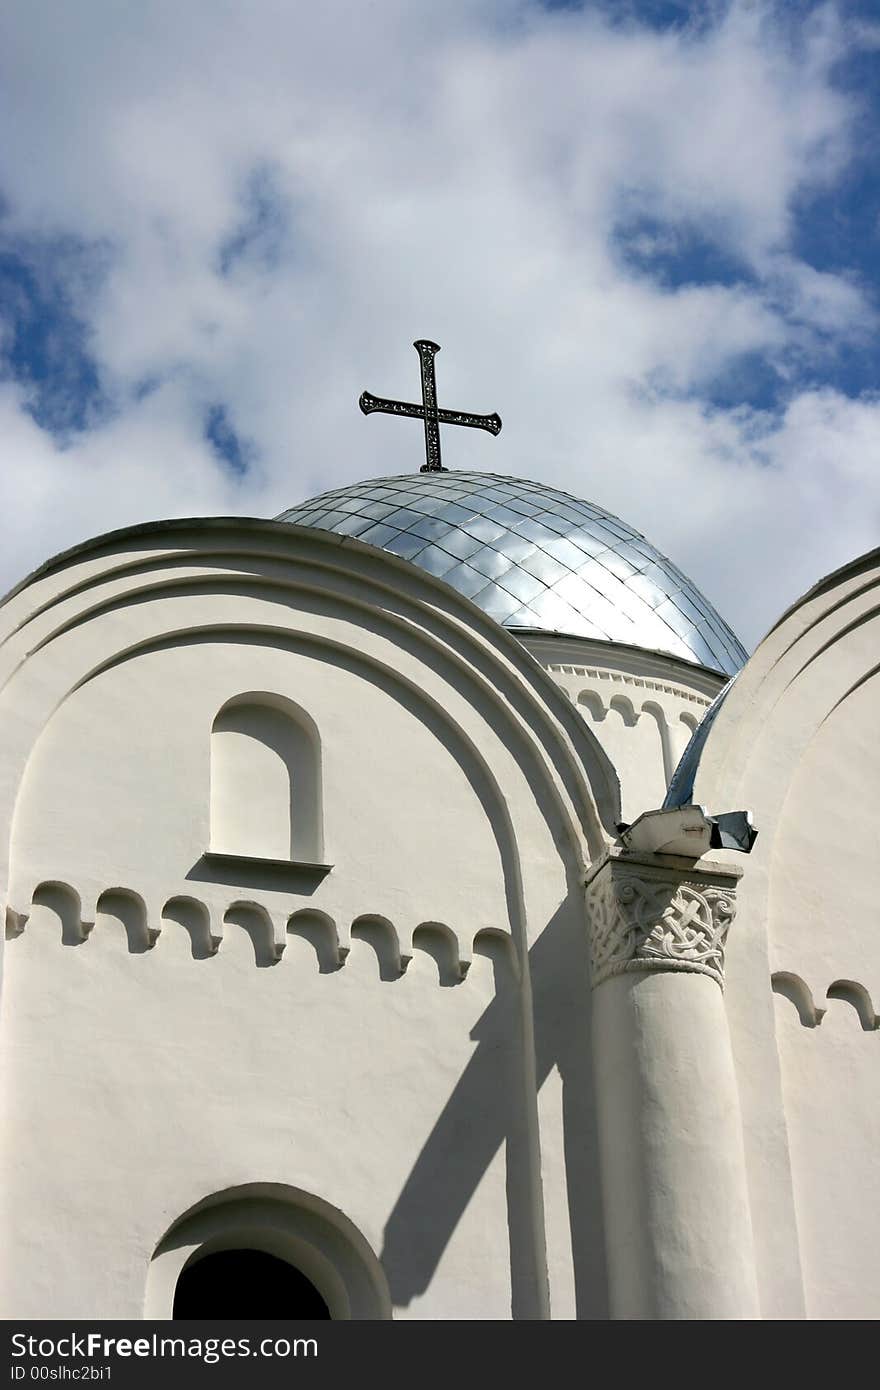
[8,641,512,938]
[522,635,724,821]
[767,678,880,1319]
[692,548,880,1320]
[0,520,616,1321]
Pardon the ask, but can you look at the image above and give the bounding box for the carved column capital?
[584,848,742,989]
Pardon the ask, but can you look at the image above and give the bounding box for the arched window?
[146,1185,392,1320]
[210,693,323,863]
[173,1249,330,1319]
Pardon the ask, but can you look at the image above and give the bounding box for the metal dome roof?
[276,471,747,677]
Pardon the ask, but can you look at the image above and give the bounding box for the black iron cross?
[359,340,502,473]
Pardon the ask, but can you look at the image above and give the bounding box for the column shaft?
[586,849,760,1319]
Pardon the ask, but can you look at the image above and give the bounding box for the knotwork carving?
[586,860,736,988]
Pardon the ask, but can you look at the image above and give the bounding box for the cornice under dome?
[276,472,747,678]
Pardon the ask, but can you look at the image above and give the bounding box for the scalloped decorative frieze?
[547,665,713,706]
[772,972,880,1031]
[4,881,517,986]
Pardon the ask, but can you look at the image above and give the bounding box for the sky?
[1,0,879,651]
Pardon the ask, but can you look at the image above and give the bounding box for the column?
[585,847,760,1319]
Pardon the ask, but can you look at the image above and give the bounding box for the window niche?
[173,1248,330,1319]
[209,692,324,866]
[146,1185,392,1320]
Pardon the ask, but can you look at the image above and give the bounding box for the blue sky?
[0,0,879,648]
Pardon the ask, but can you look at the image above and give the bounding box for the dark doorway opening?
[173,1248,331,1319]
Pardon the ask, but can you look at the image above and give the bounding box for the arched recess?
[95,888,153,953]
[641,699,675,788]
[608,694,637,727]
[145,1184,392,1320]
[826,980,879,1031]
[210,692,323,863]
[29,881,84,946]
[577,690,605,723]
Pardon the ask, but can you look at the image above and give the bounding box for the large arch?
[0,518,618,1319]
[690,546,880,1320]
[0,520,616,883]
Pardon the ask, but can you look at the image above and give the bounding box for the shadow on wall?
[380,865,606,1320]
[232,633,608,1318]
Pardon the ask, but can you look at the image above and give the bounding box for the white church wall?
[0,877,531,1319]
[0,521,615,1320]
[7,639,513,940]
[522,635,722,822]
[765,669,880,1319]
[692,547,880,1320]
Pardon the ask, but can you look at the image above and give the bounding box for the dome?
[276,472,747,677]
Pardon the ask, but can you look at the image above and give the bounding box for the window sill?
[205,851,333,874]
[191,853,334,888]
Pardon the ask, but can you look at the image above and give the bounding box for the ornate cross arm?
[359,392,502,436]
[359,339,502,472]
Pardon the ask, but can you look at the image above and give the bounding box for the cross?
[359,340,502,473]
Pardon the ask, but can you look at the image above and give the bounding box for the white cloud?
[0,0,877,651]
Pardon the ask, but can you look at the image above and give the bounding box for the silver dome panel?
[276,472,747,677]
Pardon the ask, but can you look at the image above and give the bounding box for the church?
[0,342,877,1320]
